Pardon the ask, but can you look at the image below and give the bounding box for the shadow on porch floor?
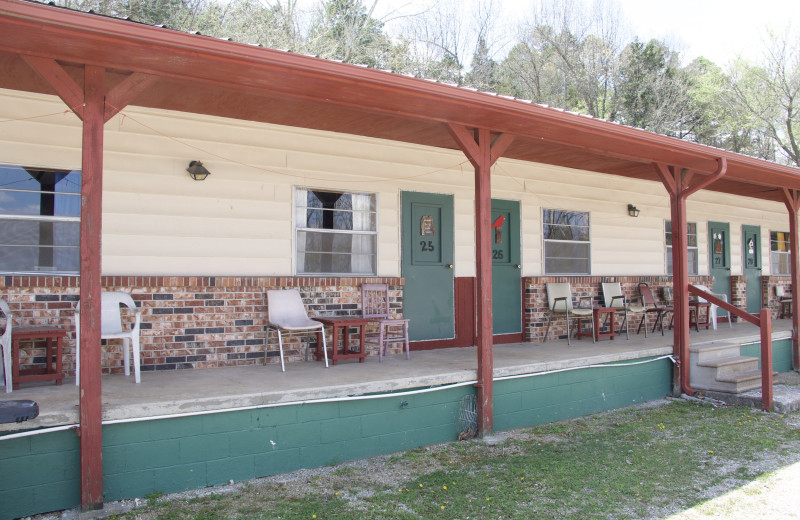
[1,319,792,433]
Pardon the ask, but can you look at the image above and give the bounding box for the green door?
[708,221,731,320]
[401,192,455,341]
[491,199,522,335]
[742,225,762,313]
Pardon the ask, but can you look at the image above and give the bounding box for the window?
[543,209,590,274]
[665,221,698,275]
[771,231,791,275]
[0,164,81,274]
[295,188,377,275]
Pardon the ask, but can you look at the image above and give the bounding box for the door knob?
[446,264,454,269]
[514,264,521,269]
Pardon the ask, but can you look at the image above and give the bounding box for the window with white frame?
[665,221,698,275]
[770,231,791,275]
[543,209,590,274]
[295,188,377,275]
[0,164,81,274]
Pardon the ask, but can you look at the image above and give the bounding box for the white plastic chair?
[75,292,142,384]
[695,285,732,330]
[0,298,12,393]
[267,290,328,372]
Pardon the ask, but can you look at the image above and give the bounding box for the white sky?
[344,0,800,66]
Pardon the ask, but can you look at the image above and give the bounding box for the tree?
[306,0,395,68]
[728,29,800,166]
[613,38,691,136]
[192,0,302,51]
[465,37,498,91]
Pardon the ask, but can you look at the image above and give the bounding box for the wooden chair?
[544,283,594,345]
[361,283,410,362]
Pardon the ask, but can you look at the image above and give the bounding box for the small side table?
[314,317,368,365]
[689,301,711,331]
[11,325,66,389]
[576,307,616,341]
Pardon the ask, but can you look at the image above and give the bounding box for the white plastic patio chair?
[695,285,732,330]
[601,282,646,339]
[544,282,594,345]
[0,298,12,393]
[266,290,328,372]
[75,291,142,384]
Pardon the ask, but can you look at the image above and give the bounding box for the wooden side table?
[12,325,66,389]
[576,308,616,341]
[689,301,711,331]
[314,317,368,365]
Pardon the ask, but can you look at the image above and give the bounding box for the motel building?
[0,1,799,517]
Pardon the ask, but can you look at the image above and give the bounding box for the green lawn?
[105,399,800,520]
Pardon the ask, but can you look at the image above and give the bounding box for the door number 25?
[420,240,435,252]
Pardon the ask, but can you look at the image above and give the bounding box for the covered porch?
[4,319,792,434]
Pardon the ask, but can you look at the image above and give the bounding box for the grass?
[102,400,800,520]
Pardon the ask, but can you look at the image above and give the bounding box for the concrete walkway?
[1,319,793,432]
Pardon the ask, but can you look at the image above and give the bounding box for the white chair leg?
[321,328,328,368]
[132,335,141,384]
[75,313,80,386]
[123,338,131,376]
[404,322,410,360]
[277,329,285,372]
[2,343,11,393]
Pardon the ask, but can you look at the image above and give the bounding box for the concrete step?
[697,356,760,378]
[689,343,742,364]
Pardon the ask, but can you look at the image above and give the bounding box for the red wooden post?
[781,188,800,369]
[655,160,726,396]
[79,64,105,511]
[446,124,514,436]
[759,308,774,411]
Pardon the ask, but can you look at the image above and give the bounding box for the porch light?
[186,161,211,181]
[627,204,640,217]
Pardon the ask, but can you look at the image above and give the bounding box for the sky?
[351,0,800,66]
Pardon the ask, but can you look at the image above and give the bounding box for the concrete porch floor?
[1,318,793,433]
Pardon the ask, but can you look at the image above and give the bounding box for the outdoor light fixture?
[627,204,640,217]
[186,161,211,181]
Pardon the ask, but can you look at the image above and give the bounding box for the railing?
[688,284,773,411]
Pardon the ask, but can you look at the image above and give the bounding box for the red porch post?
[79,64,105,510]
[21,56,155,510]
[446,124,514,436]
[655,159,727,396]
[780,188,800,368]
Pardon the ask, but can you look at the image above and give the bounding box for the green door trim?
[743,224,762,313]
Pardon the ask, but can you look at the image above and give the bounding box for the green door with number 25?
[402,192,455,341]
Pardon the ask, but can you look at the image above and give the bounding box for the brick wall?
[762,275,792,320]
[523,275,713,342]
[0,276,404,376]
[730,275,747,323]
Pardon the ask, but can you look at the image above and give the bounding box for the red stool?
[11,325,66,389]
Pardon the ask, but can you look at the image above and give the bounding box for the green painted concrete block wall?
[740,338,793,373]
[493,358,673,431]
[1,359,672,519]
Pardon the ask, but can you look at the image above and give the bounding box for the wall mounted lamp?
[187,161,211,181]
[627,204,640,217]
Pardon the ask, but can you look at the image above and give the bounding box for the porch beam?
[780,188,800,368]
[79,64,105,511]
[654,159,728,397]
[21,55,85,119]
[104,72,157,122]
[446,123,515,436]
